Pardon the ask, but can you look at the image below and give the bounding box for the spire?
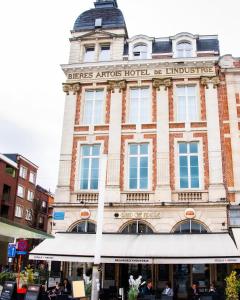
[94,0,118,8]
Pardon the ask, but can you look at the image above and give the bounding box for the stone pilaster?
[55,83,80,203]
[105,81,126,203]
[153,78,172,202]
[202,77,226,201]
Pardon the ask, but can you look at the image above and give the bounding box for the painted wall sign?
[53,212,65,220]
[184,208,196,219]
[80,209,91,220]
[67,66,216,82]
[120,212,161,219]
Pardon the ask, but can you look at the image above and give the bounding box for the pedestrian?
[209,282,218,299]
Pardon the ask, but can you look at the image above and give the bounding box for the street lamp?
[91,155,107,300]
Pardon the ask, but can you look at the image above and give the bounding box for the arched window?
[71,221,96,233]
[176,42,192,58]
[133,44,148,59]
[173,219,208,234]
[121,220,153,234]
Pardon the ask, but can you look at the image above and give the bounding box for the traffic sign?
[8,243,16,258]
[16,240,28,252]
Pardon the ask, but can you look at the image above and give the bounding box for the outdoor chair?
[200,296,213,300]
[161,296,173,300]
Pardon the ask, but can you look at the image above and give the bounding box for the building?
[0,153,52,266]
[30,0,240,298]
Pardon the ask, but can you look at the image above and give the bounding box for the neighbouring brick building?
[0,154,18,220]
[30,1,240,299]
[2,154,50,232]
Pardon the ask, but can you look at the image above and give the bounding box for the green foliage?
[20,265,38,285]
[128,287,139,300]
[225,270,240,300]
[85,282,92,297]
[0,272,16,285]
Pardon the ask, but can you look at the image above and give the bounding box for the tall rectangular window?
[129,144,149,190]
[15,206,23,218]
[19,165,27,179]
[99,44,110,61]
[176,85,198,122]
[179,142,200,189]
[17,185,25,198]
[83,90,104,125]
[84,45,95,62]
[27,190,34,201]
[80,145,100,190]
[129,87,150,124]
[29,171,36,184]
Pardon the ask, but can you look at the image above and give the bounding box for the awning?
[0,217,53,241]
[29,230,240,264]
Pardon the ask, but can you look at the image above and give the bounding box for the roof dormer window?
[99,44,110,61]
[133,44,148,59]
[176,41,192,58]
[84,45,95,62]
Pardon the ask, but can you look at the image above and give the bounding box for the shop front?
[29,230,240,299]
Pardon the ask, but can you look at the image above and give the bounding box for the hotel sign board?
[67,66,216,81]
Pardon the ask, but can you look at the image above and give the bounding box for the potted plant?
[225,270,240,300]
[128,275,142,300]
[83,274,92,299]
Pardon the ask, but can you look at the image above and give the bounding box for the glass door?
[173,264,190,299]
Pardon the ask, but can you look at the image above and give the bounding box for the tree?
[225,271,240,300]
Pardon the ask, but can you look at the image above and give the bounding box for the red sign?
[17,240,28,252]
[80,209,91,220]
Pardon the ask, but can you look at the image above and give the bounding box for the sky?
[0,0,239,193]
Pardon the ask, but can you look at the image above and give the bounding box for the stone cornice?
[61,56,218,74]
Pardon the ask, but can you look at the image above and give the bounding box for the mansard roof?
[73,7,126,32]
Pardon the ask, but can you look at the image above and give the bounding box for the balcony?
[121,192,153,203]
[75,192,99,204]
[172,191,208,202]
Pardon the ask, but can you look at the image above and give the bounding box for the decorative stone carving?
[107,80,127,93]
[152,78,172,90]
[200,76,220,89]
[62,83,81,95]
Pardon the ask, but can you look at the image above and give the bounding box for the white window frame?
[83,45,95,62]
[17,185,25,198]
[174,84,200,123]
[42,201,47,208]
[128,86,151,124]
[176,41,193,58]
[99,44,111,61]
[19,165,27,179]
[27,190,34,202]
[15,206,23,218]
[133,43,148,60]
[82,89,105,125]
[175,139,203,190]
[29,171,36,184]
[79,144,101,190]
[128,143,150,190]
[25,209,33,221]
